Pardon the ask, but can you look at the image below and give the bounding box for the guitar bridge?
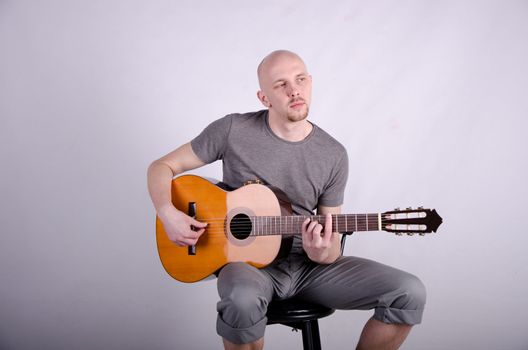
[188,202,197,255]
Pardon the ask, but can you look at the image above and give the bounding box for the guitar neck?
[250,213,381,236]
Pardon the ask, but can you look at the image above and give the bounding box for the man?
[147,50,426,350]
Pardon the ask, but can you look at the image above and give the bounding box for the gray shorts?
[216,254,426,344]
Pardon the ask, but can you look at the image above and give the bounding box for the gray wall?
[1,1,527,349]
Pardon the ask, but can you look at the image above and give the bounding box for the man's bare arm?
[147,142,207,246]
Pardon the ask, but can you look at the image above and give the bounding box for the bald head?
[256,50,312,123]
[257,50,307,89]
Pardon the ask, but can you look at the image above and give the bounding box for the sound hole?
[230,214,252,240]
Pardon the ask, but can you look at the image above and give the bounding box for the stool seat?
[267,298,335,324]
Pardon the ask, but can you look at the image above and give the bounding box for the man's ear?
[257,90,271,108]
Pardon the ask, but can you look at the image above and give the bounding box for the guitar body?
[156,175,286,283]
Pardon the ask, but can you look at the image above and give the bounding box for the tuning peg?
[419,233,426,236]
[418,206,424,209]
[407,232,415,236]
[406,207,412,210]
[394,207,400,211]
[395,232,403,236]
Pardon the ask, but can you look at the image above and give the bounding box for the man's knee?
[393,273,426,311]
[373,271,426,325]
[217,262,270,328]
[220,285,268,322]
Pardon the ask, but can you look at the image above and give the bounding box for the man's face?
[258,55,312,122]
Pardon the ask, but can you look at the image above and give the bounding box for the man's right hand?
[158,205,208,246]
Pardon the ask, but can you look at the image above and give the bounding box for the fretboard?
[250,214,381,236]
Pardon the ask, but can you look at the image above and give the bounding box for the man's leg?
[294,256,426,350]
[223,337,264,350]
[216,262,274,350]
[356,318,411,350]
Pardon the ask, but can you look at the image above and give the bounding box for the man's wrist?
[157,204,178,220]
[306,242,340,264]
[306,248,336,264]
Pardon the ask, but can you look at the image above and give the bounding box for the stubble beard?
[287,105,310,122]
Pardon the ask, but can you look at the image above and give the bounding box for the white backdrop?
[1,1,527,349]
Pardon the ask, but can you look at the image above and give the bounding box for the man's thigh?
[293,256,422,311]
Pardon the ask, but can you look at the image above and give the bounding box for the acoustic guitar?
[156,175,443,282]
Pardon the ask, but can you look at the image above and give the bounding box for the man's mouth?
[289,100,305,109]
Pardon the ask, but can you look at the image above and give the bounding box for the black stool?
[266,298,335,350]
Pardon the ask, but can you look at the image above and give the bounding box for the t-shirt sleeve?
[190,115,233,164]
[318,149,349,207]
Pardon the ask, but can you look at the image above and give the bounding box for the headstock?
[382,207,443,236]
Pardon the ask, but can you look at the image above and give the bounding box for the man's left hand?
[301,213,338,264]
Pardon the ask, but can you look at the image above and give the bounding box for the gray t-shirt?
[191,110,349,253]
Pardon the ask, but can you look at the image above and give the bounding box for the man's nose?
[286,85,300,97]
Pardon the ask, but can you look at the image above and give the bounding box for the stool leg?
[301,319,322,350]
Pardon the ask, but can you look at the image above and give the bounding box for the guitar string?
[186,219,388,234]
[195,220,384,226]
[190,219,383,228]
[190,215,419,228]
[194,230,423,236]
[186,216,386,223]
[185,223,421,234]
[162,215,415,234]
[182,218,383,226]
[186,223,412,236]
[185,216,387,226]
